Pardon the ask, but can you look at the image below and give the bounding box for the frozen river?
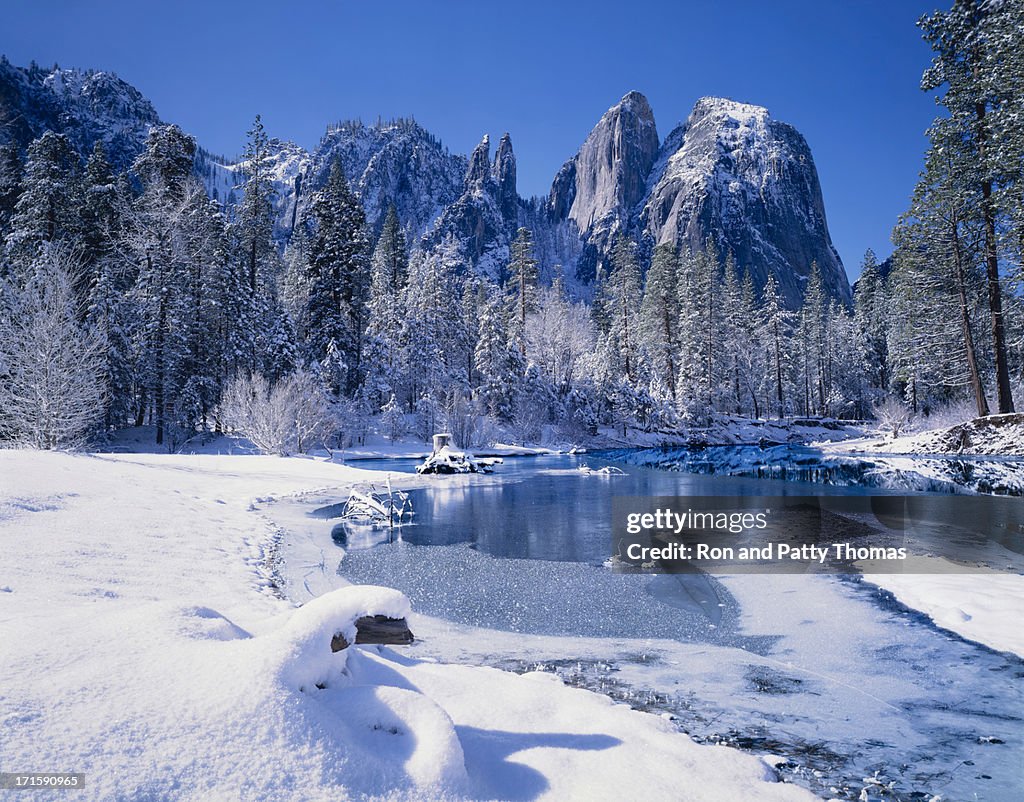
[271,450,1024,801]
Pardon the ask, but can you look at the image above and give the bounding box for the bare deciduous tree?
[0,248,107,449]
[219,369,336,455]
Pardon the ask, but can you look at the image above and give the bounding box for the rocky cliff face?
[419,132,521,281]
[639,97,849,306]
[550,91,659,245]
[542,92,848,305]
[1,58,850,304]
[0,59,159,170]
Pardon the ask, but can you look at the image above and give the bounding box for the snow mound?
[873,413,1024,456]
[271,584,411,689]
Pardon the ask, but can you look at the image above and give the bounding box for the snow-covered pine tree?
[237,115,275,294]
[796,262,828,416]
[122,125,215,445]
[920,0,1018,412]
[597,235,643,384]
[825,300,869,418]
[675,241,719,420]
[400,239,466,410]
[363,205,408,409]
[506,226,538,355]
[473,285,520,420]
[639,242,679,400]
[0,143,23,239]
[718,252,745,414]
[892,117,991,416]
[759,273,794,419]
[853,249,889,399]
[4,132,83,277]
[301,158,370,394]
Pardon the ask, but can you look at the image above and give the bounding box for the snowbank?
[862,562,1024,657]
[0,450,813,801]
[853,413,1024,457]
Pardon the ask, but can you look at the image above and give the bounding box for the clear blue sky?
[4,0,940,278]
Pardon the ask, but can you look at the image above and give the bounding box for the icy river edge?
[268,450,1024,802]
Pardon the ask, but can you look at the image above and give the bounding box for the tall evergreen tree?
[759,274,793,418]
[0,142,23,237]
[363,204,408,407]
[920,0,1019,412]
[4,132,82,274]
[853,249,889,396]
[639,243,679,399]
[598,235,643,383]
[301,159,370,394]
[894,119,991,416]
[506,226,538,355]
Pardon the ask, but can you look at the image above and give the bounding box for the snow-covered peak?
[640,96,850,307]
[301,117,466,239]
[0,62,160,170]
[689,96,770,126]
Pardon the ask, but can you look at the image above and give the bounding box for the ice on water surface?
[270,453,1024,801]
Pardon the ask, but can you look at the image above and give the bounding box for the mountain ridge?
[0,58,850,306]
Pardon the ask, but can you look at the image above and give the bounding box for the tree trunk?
[975,101,1015,413]
[951,222,989,416]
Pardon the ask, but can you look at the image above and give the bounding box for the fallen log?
[330,615,414,652]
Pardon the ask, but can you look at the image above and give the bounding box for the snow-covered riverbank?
[0,450,812,802]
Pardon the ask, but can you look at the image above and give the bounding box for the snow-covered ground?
[838,413,1024,457]
[862,558,1024,658]
[0,450,812,801]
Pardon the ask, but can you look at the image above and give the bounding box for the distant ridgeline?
[0,57,848,308]
[1,1,1020,453]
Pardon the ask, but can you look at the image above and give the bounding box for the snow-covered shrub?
[0,249,106,449]
[921,399,983,431]
[220,369,335,455]
[873,397,914,439]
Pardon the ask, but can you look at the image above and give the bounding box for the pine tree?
[920,0,1018,412]
[760,274,793,418]
[796,262,828,415]
[853,249,889,396]
[506,226,538,354]
[363,205,408,408]
[893,118,991,416]
[121,124,215,446]
[676,241,719,419]
[400,240,465,409]
[4,132,82,274]
[0,142,23,237]
[600,235,643,383]
[301,158,370,394]
[639,243,679,399]
[236,115,276,295]
[474,287,519,420]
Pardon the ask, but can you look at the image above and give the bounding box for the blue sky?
[4,0,939,278]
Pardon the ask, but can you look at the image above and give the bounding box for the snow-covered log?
[331,615,415,651]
